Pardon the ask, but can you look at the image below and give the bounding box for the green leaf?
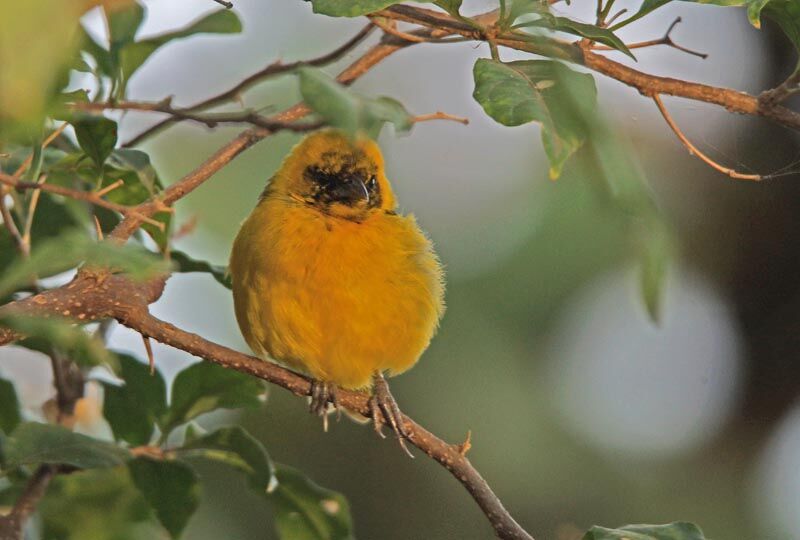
[128,457,200,539]
[567,97,676,323]
[550,17,634,59]
[639,218,673,323]
[4,422,130,470]
[72,116,118,167]
[78,25,115,77]
[502,0,548,27]
[298,66,413,138]
[583,522,707,540]
[0,229,170,299]
[0,194,83,293]
[161,362,266,434]
[0,315,118,369]
[748,0,800,54]
[178,426,276,494]
[271,465,354,540]
[0,378,21,434]
[103,353,167,446]
[171,250,231,289]
[106,149,171,249]
[106,2,146,49]
[40,467,154,540]
[119,10,242,86]
[309,0,400,16]
[472,58,597,178]
[433,0,462,16]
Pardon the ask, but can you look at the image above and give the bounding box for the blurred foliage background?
[3,0,800,539]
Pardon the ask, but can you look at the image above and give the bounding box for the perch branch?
[0,27,534,540]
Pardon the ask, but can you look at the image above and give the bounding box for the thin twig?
[759,69,800,107]
[412,111,470,125]
[20,174,49,252]
[0,173,167,230]
[369,15,466,43]
[122,24,376,147]
[652,94,761,181]
[592,17,707,59]
[72,100,324,133]
[604,9,628,28]
[211,0,233,8]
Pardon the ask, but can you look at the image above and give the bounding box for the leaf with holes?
[472,58,597,178]
[271,465,354,540]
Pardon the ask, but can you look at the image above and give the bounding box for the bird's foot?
[309,379,339,432]
[369,372,413,458]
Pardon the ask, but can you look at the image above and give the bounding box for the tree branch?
[591,17,707,59]
[0,465,57,540]
[378,5,800,132]
[73,99,324,133]
[122,23,377,147]
[0,173,167,231]
[0,26,536,540]
[652,94,761,181]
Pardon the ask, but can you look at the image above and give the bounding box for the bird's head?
[268,129,396,221]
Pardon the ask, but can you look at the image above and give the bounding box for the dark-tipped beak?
[325,177,370,206]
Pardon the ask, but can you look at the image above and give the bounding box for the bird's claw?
[369,373,414,458]
[309,380,339,432]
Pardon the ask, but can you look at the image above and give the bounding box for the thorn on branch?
[457,430,472,456]
[653,94,761,181]
[95,179,124,197]
[142,335,155,374]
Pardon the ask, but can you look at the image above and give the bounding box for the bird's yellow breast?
[229,197,445,389]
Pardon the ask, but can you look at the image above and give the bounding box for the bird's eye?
[367,176,377,189]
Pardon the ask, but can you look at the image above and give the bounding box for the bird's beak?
[326,177,370,206]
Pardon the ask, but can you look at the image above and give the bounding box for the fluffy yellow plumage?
[229,130,444,440]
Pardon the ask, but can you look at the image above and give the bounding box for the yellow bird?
[229,129,445,450]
